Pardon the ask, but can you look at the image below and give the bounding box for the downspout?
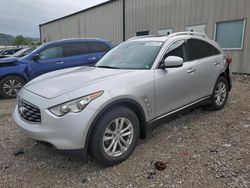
[123,0,125,41]
[39,25,42,43]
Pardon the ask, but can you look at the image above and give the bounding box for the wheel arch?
[86,98,147,154]
[218,66,232,91]
[0,73,28,83]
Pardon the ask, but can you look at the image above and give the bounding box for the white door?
[186,24,206,34]
[158,28,173,36]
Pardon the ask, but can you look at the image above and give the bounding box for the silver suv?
[13,32,232,166]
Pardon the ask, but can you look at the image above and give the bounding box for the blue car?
[0,39,112,98]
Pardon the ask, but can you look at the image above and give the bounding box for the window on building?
[187,39,211,60]
[215,20,245,49]
[39,46,63,60]
[186,24,206,34]
[158,28,173,36]
[136,31,149,36]
[88,42,110,53]
[63,43,89,57]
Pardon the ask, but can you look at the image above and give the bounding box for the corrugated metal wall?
[125,0,250,73]
[40,0,250,73]
[40,0,123,45]
[79,1,123,45]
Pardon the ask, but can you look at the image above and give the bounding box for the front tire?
[90,106,140,166]
[206,76,229,111]
[0,76,25,99]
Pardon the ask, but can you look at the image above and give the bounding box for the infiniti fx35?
[13,32,232,166]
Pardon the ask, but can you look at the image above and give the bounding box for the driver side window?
[164,40,187,62]
[39,46,62,60]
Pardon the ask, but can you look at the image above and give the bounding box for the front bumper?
[12,89,98,151]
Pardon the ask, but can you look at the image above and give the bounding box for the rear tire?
[0,76,25,99]
[206,76,229,111]
[90,106,140,166]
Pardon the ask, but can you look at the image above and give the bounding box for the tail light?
[227,56,232,65]
[225,54,232,65]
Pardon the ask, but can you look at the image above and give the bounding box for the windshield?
[13,47,36,57]
[20,44,44,60]
[96,41,163,70]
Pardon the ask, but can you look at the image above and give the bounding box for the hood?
[24,66,134,99]
[0,57,18,64]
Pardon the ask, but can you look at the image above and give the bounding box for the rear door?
[61,42,93,67]
[186,39,223,97]
[61,42,110,67]
[87,42,111,66]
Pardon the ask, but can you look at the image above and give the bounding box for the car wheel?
[0,76,25,99]
[90,106,140,166]
[206,76,229,111]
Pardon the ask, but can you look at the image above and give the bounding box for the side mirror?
[162,56,184,68]
[32,54,40,62]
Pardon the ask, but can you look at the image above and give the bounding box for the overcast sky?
[0,0,108,38]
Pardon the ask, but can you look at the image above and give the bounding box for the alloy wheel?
[214,82,227,106]
[103,117,134,157]
[3,79,23,97]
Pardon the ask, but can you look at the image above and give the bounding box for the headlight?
[49,91,103,117]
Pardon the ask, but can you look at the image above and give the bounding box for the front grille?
[18,98,41,123]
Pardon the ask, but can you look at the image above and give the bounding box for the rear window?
[88,42,110,53]
[208,43,221,56]
[63,43,89,57]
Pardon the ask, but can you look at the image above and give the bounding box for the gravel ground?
[0,75,249,188]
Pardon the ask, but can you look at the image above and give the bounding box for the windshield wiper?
[96,65,120,69]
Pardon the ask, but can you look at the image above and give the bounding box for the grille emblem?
[19,106,27,116]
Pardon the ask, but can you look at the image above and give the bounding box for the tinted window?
[88,42,110,53]
[39,46,62,60]
[63,43,89,57]
[187,39,211,60]
[165,40,187,62]
[3,49,14,55]
[209,43,220,56]
[14,49,21,53]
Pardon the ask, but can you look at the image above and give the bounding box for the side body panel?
[154,61,201,117]
[26,40,112,80]
[0,62,28,81]
[192,54,225,97]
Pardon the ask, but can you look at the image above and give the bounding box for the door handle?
[187,68,196,74]
[56,61,64,65]
[214,61,221,66]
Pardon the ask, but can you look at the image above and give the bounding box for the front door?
[154,40,199,117]
[27,44,66,79]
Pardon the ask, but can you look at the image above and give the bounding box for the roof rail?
[59,38,102,41]
[127,32,208,41]
[128,35,157,41]
[168,32,208,38]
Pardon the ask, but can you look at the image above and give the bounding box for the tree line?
[14,35,41,46]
